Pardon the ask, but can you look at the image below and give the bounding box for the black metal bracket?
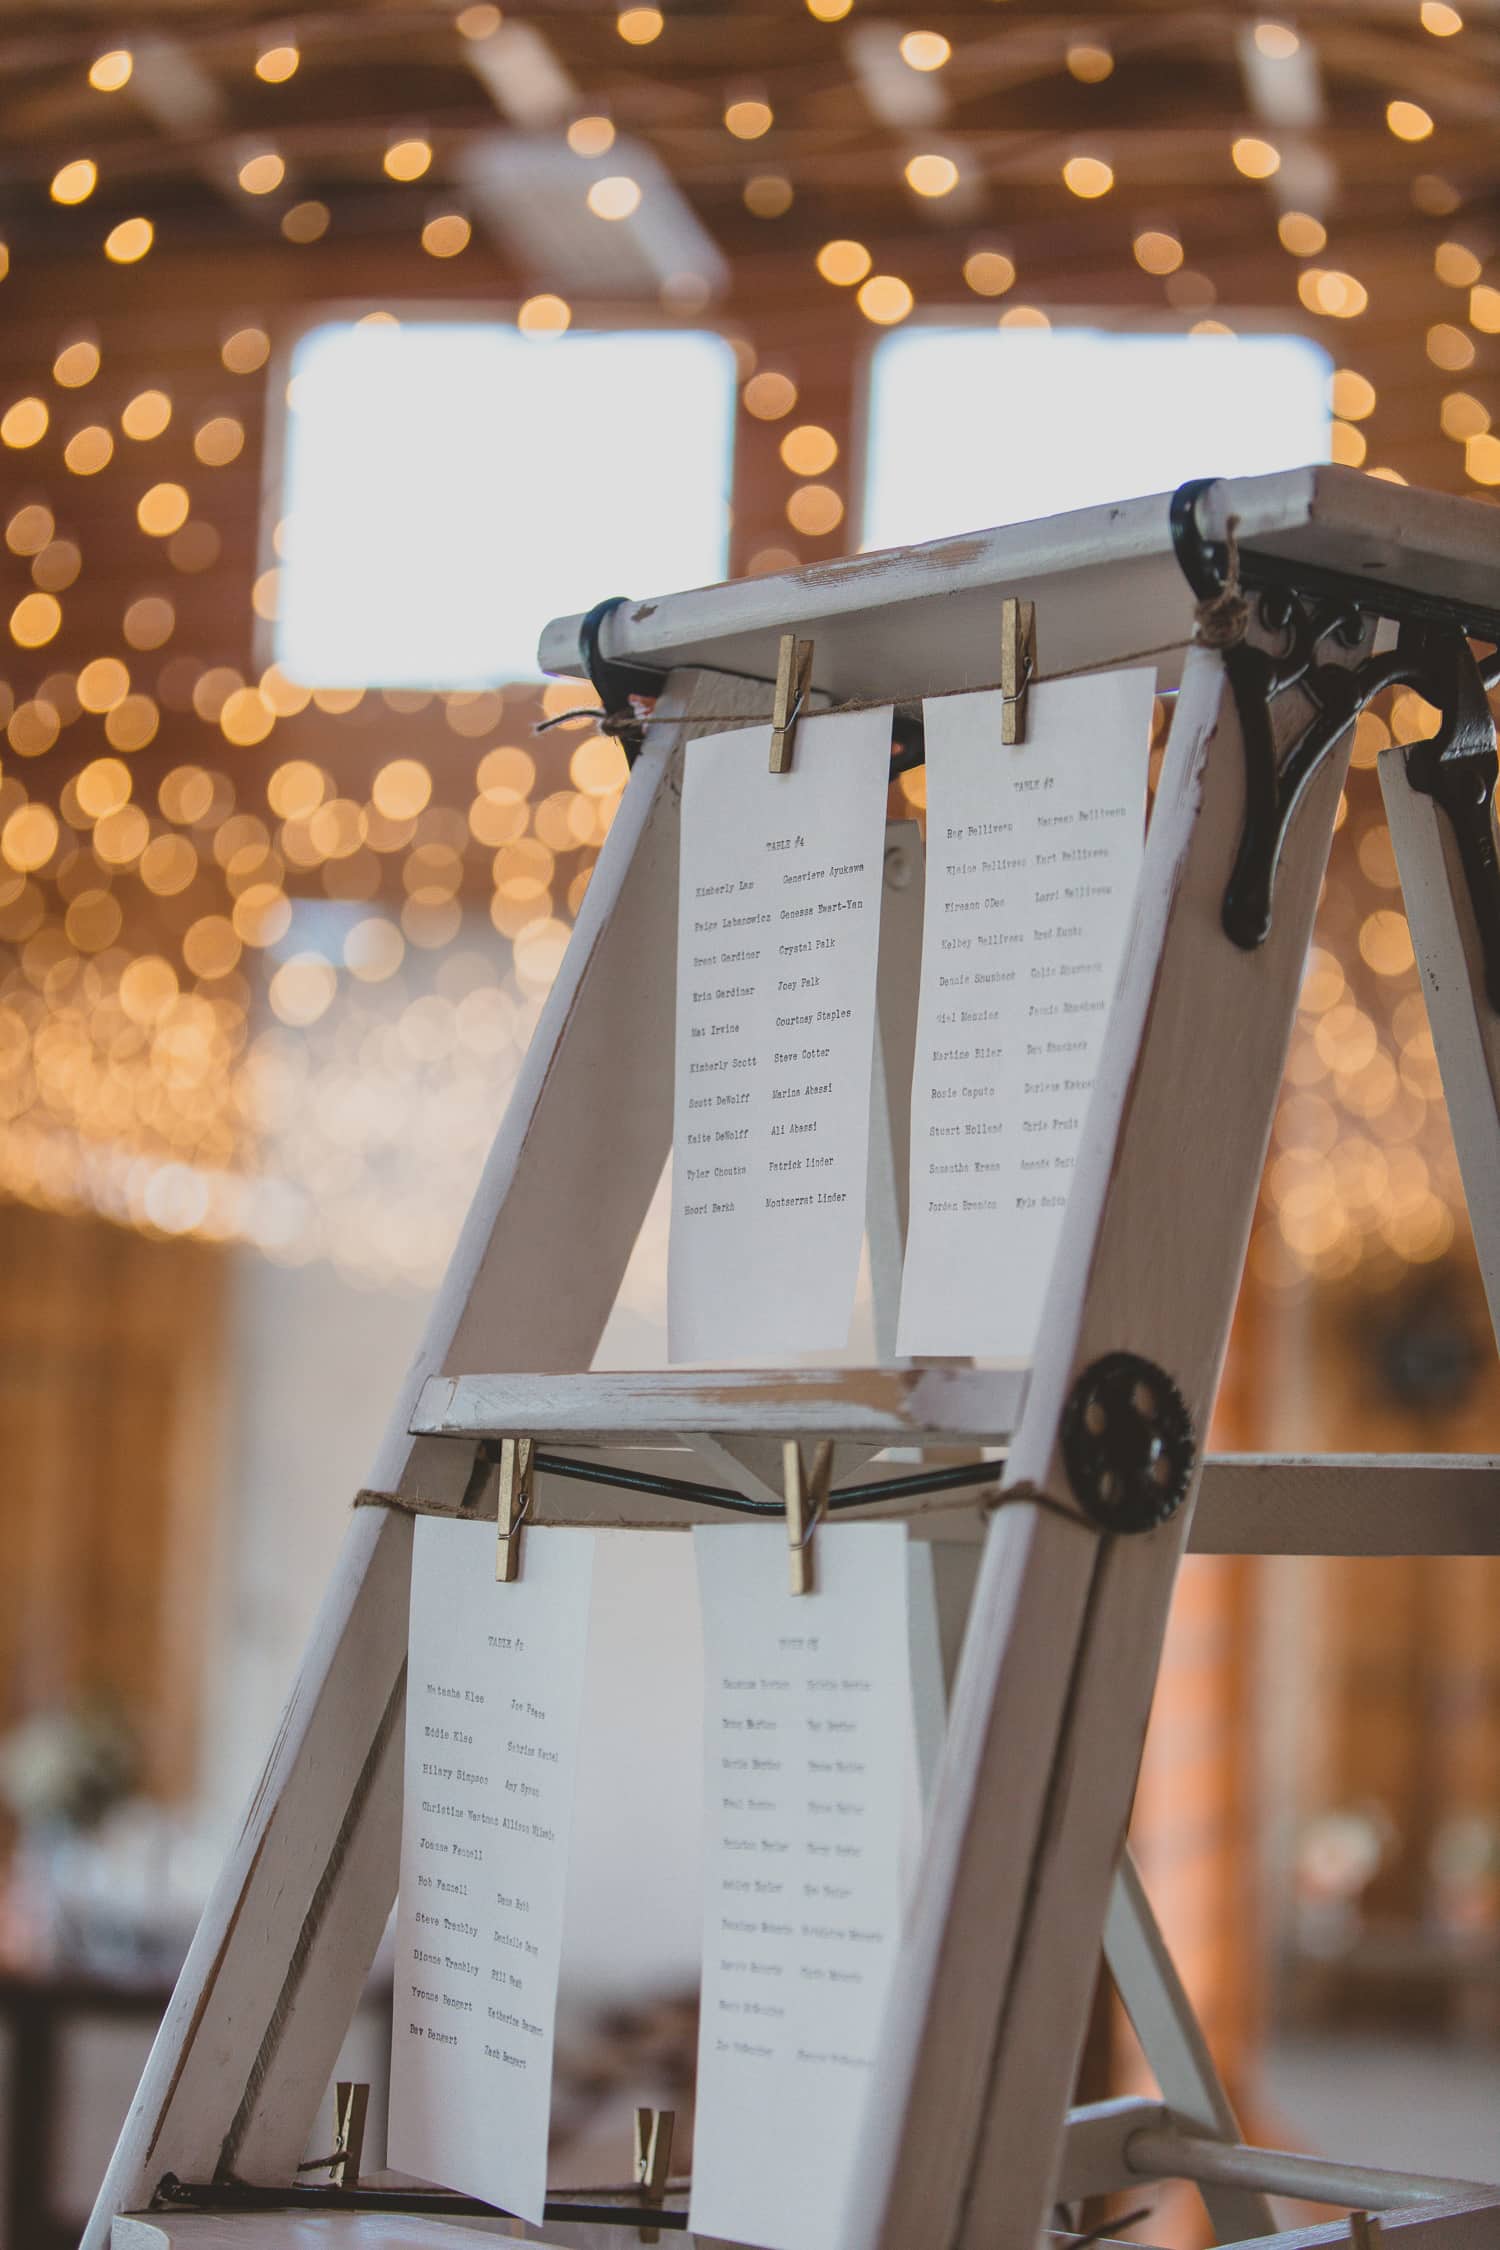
[1060,1351,1196,1534]
[579,491,1500,989]
[1170,477,1500,1001]
[577,596,670,763]
[1401,631,1500,1013]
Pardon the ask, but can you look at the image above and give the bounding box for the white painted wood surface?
[114,2217,512,2248]
[410,1365,1024,1448]
[1057,2097,1172,2203]
[841,633,1365,2250]
[1103,1854,1276,2240]
[541,467,1500,704]
[1380,744,1500,1343]
[954,635,1365,2250]
[86,672,765,2248]
[114,2189,718,2249]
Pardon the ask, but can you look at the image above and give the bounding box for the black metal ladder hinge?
[1170,477,1500,1004]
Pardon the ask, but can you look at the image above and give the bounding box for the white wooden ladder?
[89,469,1500,2250]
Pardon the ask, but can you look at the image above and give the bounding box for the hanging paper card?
[669,709,893,1362]
[389,1519,595,2224]
[689,1523,912,2250]
[896,669,1154,1360]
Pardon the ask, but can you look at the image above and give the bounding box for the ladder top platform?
[539,465,1500,703]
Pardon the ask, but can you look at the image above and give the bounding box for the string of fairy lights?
[0,288,620,1283]
[0,2,1495,1291]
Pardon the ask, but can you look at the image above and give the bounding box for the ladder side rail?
[955,635,1363,2250]
[840,635,1363,2250]
[1192,1453,1500,1555]
[83,670,761,2246]
[1379,740,1500,1342]
[1103,1851,1277,2240]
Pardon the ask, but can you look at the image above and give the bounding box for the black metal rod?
[832,1459,1002,1507]
[533,1450,774,1513]
[530,1449,1002,1515]
[156,2174,688,2227]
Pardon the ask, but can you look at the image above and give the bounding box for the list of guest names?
[688,1525,912,2250]
[897,671,1155,1359]
[669,707,894,1362]
[388,1520,595,2226]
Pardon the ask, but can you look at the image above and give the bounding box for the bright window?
[861,327,1332,550]
[275,321,736,687]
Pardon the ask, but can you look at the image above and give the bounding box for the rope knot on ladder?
[1191,513,1251,650]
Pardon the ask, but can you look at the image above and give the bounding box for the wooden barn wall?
[0,1201,225,1799]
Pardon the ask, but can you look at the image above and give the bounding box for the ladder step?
[411,1365,1026,1447]
[412,1378,1500,1555]
[1194,1452,1500,1555]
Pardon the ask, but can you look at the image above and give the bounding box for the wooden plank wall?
[0,1201,226,1799]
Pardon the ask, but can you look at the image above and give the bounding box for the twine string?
[536,558,1248,740]
[1190,513,1250,651]
[354,1472,1093,1533]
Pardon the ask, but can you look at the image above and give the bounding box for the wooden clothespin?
[496,1435,534,1583]
[1350,2213,1383,2250]
[297,2080,369,2190]
[1000,595,1037,746]
[634,2105,675,2243]
[331,2081,369,2190]
[784,1438,834,1594]
[769,632,815,773]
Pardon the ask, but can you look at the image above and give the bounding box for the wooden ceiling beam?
[1313,19,1500,116]
[5,100,1496,183]
[0,192,1486,339]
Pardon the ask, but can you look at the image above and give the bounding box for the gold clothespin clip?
[297,2080,369,2190]
[1000,596,1036,746]
[784,1439,834,1595]
[769,632,815,774]
[634,2105,676,2243]
[332,2081,369,2190]
[496,1435,534,1583]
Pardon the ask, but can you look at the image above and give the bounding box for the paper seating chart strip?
[389,1519,595,2226]
[669,708,894,1364]
[665,675,1153,1367]
[690,1524,916,2250]
[897,670,1156,1358]
[389,1519,927,2248]
[390,677,1151,2220]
